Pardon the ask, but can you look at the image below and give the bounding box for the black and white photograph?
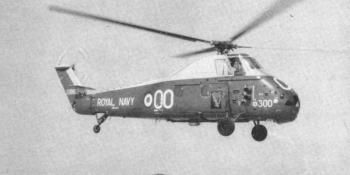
[1,0,349,174]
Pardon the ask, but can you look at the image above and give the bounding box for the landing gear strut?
[251,120,267,141]
[93,113,108,134]
[217,119,235,136]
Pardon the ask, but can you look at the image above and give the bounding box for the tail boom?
[55,65,95,115]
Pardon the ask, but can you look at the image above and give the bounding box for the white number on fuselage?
[144,89,174,109]
[253,99,273,108]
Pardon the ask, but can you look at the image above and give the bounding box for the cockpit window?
[215,59,234,76]
[230,58,242,70]
[245,57,262,69]
[227,54,267,76]
[170,53,266,79]
[227,57,244,76]
[211,54,267,77]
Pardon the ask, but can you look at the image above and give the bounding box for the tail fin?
[55,65,95,105]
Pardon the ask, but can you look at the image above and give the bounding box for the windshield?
[169,54,267,80]
[228,54,266,76]
[245,57,262,69]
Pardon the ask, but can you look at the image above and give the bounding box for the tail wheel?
[217,120,235,136]
[93,113,108,134]
[251,124,267,141]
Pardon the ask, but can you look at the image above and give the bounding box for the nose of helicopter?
[284,91,300,121]
[271,77,300,123]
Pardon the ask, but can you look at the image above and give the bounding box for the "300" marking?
[252,99,273,108]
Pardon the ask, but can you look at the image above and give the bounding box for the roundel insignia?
[144,93,153,107]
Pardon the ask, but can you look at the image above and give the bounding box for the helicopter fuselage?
[73,75,300,124]
[55,53,300,141]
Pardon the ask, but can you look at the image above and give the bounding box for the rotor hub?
[210,41,238,54]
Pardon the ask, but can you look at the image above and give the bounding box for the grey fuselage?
[73,75,300,124]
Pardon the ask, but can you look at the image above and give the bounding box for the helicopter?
[50,0,301,141]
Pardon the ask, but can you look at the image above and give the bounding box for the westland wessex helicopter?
[50,0,301,141]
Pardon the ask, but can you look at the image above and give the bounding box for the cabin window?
[215,59,233,76]
[210,91,223,109]
[242,86,254,105]
[200,85,209,97]
[174,85,184,97]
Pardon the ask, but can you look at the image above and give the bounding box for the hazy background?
[1,0,350,174]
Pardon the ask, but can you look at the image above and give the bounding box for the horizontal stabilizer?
[55,65,71,71]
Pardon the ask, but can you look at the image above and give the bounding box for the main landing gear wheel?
[217,120,235,136]
[93,125,101,133]
[93,113,108,134]
[251,122,267,141]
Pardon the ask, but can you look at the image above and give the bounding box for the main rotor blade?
[236,45,252,49]
[49,6,211,44]
[230,0,303,42]
[174,47,216,58]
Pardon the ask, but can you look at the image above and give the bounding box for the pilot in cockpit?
[228,57,243,76]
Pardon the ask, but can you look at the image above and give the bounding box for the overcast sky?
[1,0,350,174]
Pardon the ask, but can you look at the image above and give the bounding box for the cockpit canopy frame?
[170,53,267,80]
